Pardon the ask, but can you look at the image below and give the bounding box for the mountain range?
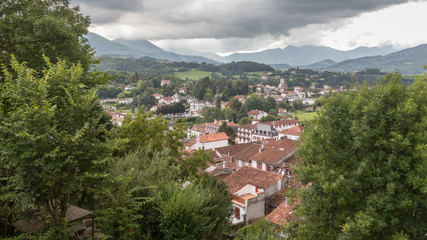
[86,32,218,64]
[86,32,427,74]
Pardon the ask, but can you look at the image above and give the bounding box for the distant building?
[248,109,268,120]
[124,84,136,91]
[191,132,229,150]
[224,166,285,224]
[160,79,170,87]
[251,123,279,142]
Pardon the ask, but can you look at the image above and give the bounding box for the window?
[267,165,272,171]
[245,162,249,166]
[257,162,262,169]
[238,160,242,167]
[235,207,240,219]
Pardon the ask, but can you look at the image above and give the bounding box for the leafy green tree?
[260,115,276,123]
[234,218,280,240]
[156,177,232,240]
[264,96,277,113]
[221,106,237,123]
[116,111,185,158]
[215,96,222,109]
[0,58,112,237]
[236,104,249,122]
[238,117,252,125]
[228,98,243,111]
[294,73,427,239]
[291,99,305,111]
[204,88,214,102]
[192,77,212,100]
[268,108,278,117]
[245,93,265,111]
[200,107,221,123]
[105,145,230,239]
[157,102,186,115]
[0,0,94,73]
[218,122,236,145]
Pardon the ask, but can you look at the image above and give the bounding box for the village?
[101,75,341,234]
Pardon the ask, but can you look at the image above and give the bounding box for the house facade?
[191,132,229,150]
[224,167,284,224]
[251,123,279,142]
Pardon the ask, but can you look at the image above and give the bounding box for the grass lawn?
[293,111,319,121]
[175,70,215,80]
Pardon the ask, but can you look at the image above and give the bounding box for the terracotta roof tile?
[238,124,257,130]
[265,201,299,226]
[267,188,287,208]
[251,139,297,164]
[223,166,283,193]
[200,132,229,143]
[279,126,304,136]
[214,142,261,161]
[264,119,300,126]
[248,109,266,115]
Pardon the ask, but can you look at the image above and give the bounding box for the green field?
[293,111,319,121]
[174,70,215,80]
[175,70,266,80]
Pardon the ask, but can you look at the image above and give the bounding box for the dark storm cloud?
[72,0,410,39]
[71,0,144,23]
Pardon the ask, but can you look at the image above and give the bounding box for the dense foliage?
[0,58,112,238]
[0,0,94,73]
[294,73,427,239]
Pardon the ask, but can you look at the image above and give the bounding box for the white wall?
[202,139,228,150]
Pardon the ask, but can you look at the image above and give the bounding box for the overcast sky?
[71,0,427,55]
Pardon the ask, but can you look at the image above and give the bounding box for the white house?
[153,94,164,100]
[118,98,133,104]
[278,126,304,141]
[224,166,284,224]
[251,123,279,142]
[248,109,268,120]
[160,79,170,87]
[158,97,176,105]
[124,85,136,91]
[191,132,229,150]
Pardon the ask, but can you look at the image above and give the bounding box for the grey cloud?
[71,0,144,23]
[73,0,410,39]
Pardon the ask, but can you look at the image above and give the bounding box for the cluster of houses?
[112,79,344,120]
[107,78,339,232]
[183,117,304,231]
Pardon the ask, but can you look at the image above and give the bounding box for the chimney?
[259,142,265,153]
[285,196,288,207]
[228,150,231,156]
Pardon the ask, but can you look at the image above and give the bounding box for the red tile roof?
[238,124,257,130]
[251,139,297,164]
[265,201,299,226]
[200,132,229,143]
[279,126,304,136]
[264,119,300,126]
[191,123,208,134]
[248,109,265,116]
[223,166,283,193]
[234,95,246,99]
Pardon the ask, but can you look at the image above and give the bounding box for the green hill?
[86,32,218,63]
[327,44,427,74]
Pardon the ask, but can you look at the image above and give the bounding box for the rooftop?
[200,132,229,143]
[265,201,299,226]
[223,166,283,193]
[251,139,297,164]
[279,126,304,136]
